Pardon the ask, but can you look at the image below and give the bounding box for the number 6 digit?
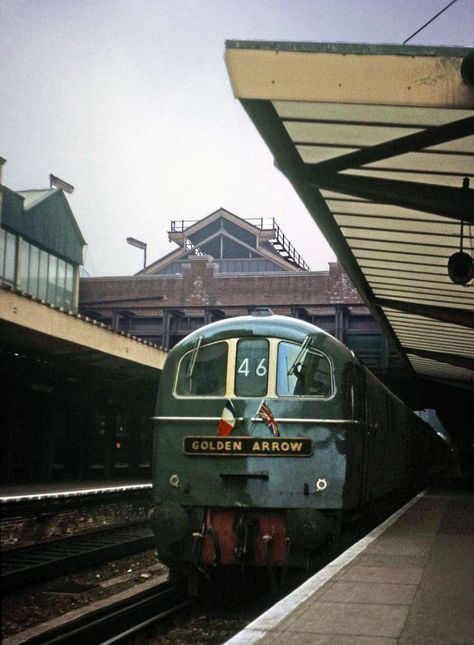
[256,359,267,376]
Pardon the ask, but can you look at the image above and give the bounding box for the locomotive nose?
[151,501,190,561]
[286,508,329,551]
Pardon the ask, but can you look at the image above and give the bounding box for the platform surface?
[226,489,474,644]
[0,480,151,503]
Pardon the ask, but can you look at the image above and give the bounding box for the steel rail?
[20,581,192,644]
[2,521,155,592]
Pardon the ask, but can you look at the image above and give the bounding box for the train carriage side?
[361,368,412,501]
[361,366,452,498]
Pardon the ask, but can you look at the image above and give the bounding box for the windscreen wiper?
[287,335,311,376]
[186,336,203,378]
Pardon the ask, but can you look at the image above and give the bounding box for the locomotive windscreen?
[176,341,228,396]
[235,339,269,396]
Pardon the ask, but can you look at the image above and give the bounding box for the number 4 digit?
[238,358,250,376]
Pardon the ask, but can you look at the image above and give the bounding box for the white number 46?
[238,358,267,377]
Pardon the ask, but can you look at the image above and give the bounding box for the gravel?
[2,548,167,639]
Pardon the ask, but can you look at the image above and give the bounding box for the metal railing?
[170,218,309,271]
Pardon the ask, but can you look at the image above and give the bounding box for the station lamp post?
[126,237,147,270]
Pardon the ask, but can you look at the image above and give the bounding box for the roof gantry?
[225,42,474,391]
[140,207,309,275]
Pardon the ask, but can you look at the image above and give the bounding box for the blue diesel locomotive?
[151,311,449,579]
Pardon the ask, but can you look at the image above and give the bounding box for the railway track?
[11,580,191,644]
[2,521,155,592]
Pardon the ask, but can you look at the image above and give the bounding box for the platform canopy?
[226,42,474,393]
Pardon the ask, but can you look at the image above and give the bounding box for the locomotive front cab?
[176,334,333,401]
[151,315,361,572]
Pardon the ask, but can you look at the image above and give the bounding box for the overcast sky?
[1,0,472,276]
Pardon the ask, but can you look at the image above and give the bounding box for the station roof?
[225,42,474,394]
[0,283,167,380]
[1,185,86,264]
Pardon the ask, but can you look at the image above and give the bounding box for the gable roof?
[140,207,309,275]
[2,186,85,263]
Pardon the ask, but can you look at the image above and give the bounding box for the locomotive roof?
[171,313,350,356]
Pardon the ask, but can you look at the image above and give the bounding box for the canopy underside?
[226,42,474,391]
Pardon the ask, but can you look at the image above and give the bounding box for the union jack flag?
[257,400,280,437]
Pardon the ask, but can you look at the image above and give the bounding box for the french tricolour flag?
[217,400,237,436]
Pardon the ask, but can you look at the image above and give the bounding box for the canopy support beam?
[305,171,474,224]
[307,116,474,174]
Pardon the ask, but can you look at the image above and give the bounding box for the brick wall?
[80,258,363,311]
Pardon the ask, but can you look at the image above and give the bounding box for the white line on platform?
[0,483,152,503]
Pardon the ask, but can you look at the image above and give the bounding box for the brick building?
[80,208,400,371]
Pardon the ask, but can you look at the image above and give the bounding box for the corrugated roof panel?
[296,145,359,163]
[397,335,473,352]
[353,249,455,268]
[408,354,474,383]
[340,227,459,246]
[346,238,457,256]
[368,276,466,294]
[395,326,474,350]
[365,151,473,174]
[273,101,473,126]
[341,169,469,187]
[372,287,472,309]
[334,211,457,228]
[284,122,421,146]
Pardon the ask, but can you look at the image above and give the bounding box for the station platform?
[0,480,152,504]
[226,489,474,644]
